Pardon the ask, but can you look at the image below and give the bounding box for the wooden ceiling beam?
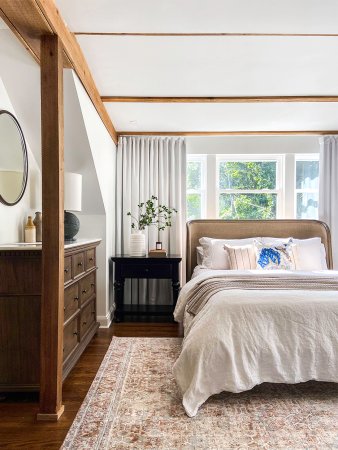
[118,130,338,137]
[0,1,52,64]
[102,96,338,103]
[0,0,117,144]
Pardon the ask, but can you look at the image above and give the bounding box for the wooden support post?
[37,34,65,421]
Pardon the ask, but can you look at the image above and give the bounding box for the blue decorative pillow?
[255,239,295,270]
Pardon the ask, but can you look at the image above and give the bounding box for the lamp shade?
[64,172,82,212]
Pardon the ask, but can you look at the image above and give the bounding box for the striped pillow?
[224,244,256,270]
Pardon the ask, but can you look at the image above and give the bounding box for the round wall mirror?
[0,110,28,206]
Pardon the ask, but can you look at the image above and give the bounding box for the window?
[295,155,319,219]
[186,155,206,220]
[186,153,319,221]
[217,156,282,220]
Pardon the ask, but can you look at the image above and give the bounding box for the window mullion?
[207,154,216,218]
[284,153,295,219]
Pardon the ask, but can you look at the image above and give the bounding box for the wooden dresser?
[0,239,101,391]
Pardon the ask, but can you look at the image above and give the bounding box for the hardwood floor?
[0,323,183,449]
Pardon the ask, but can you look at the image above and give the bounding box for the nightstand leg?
[114,279,124,322]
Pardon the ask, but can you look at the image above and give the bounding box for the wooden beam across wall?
[118,130,338,137]
[102,96,338,103]
[0,0,117,144]
[38,34,64,422]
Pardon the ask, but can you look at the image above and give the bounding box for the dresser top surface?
[0,238,101,251]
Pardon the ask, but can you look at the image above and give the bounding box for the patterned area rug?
[62,337,338,449]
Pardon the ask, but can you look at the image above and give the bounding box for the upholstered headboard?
[186,219,333,280]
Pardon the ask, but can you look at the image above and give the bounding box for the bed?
[173,219,338,417]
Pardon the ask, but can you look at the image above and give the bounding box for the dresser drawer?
[79,272,96,304]
[73,252,85,278]
[63,316,79,361]
[64,256,72,283]
[64,283,79,321]
[121,263,172,279]
[85,249,95,270]
[80,299,96,338]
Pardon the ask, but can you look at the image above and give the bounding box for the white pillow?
[261,237,327,270]
[199,237,259,269]
[196,246,204,265]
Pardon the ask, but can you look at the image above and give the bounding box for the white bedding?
[173,269,338,417]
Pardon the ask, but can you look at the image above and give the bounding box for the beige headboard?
[186,219,333,280]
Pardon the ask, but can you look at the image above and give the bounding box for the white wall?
[0,77,41,243]
[0,30,41,168]
[186,135,320,155]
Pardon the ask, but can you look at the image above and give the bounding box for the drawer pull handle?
[91,283,95,287]
[83,321,87,325]
[89,257,94,261]
[63,307,66,311]
[82,289,87,294]
[63,347,65,352]
[91,311,95,315]
[74,296,79,301]
[78,262,83,267]
[64,268,69,273]
[73,331,78,336]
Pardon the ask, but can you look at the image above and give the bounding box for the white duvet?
[173,269,338,417]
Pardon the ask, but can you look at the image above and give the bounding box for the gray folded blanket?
[186,274,338,317]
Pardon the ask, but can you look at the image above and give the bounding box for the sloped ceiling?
[64,70,105,214]
[55,0,338,133]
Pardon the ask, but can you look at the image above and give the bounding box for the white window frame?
[294,153,320,219]
[215,154,284,219]
[186,152,320,221]
[186,155,207,220]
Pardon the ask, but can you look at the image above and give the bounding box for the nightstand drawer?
[121,263,172,279]
[64,283,79,321]
[73,252,85,278]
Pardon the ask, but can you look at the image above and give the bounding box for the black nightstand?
[111,255,182,322]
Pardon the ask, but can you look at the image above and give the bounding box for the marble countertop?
[0,238,101,251]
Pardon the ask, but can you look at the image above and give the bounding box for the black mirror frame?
[0,110,28,206]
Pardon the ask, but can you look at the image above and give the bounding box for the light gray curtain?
[319,136,338,269]
[116,136,186,305]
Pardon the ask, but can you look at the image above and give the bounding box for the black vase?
[64,211,80,241]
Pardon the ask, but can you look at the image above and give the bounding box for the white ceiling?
[106,102,338,132]
[55,0,338,133]
[76,35,338,97]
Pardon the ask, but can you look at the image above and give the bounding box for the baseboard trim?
[97,306,114,328]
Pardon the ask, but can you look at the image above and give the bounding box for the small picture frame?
[156,241,162,250]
